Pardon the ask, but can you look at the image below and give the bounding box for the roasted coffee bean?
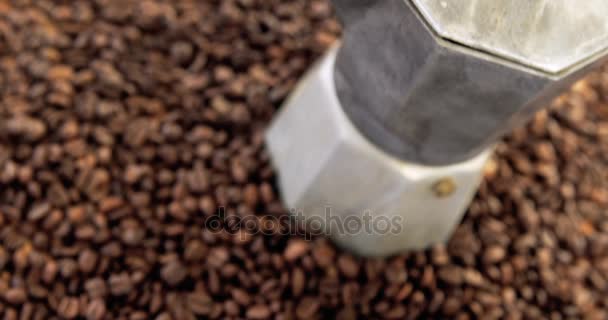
[231,288,252,306]
[184,239,207,262]
[84,278,107,299]
[109,273,133,296]
[207,247,230,269]
[438,266,464,286]
[296,297,321,319]
[187,292,213,316]
[42,260,59,284]
[284,239,309,262]
[161,260,188,286]
[4,116,47,142]
[4,288,27,305]
[483,246,507,264]
[57,297,80,319]
[291,267,306,297]
[27,203,50,221]
[338,255,360,279]
[78,249,98,273]
[312,241,336,268]
[246,304,271,319]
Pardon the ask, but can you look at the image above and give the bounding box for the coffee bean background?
[1,1,608,319]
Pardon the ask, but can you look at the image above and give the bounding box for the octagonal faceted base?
[265,46,492,257]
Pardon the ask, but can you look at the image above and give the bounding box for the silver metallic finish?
[266,47,492,256]
[332,0,608,165]
[266,1,608,255]
[412,0,608,75]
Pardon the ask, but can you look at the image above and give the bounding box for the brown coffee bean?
[207,247,230,268]
[42,260,59,284]
[85,278,107,299]
[57,297,80,319]
[259,183,275,203]
[66,206,86,224]
[463,269,485,287]
[385,262,407,284]
[296,297,320,319]
[312,242,336,267]
[386,305,406,319]
[231,288,252,306]
[291,267,306,297]
[214,66,234,83]
[4,288,27,305]
[284,239,309,262]
[0,246,7,270]
[59,259,78,278]
[85,299,106,320]
[78,249,98,273]
[243,184,259,207]
[47,65,74,80]
[130,311,149,320]
[161,260,187,286]
[109,273,133,296]
[336,306,357,320]
[187,292,213,316]
[27,203,50,221]
[170,41,194,65]
[438,266,463,286]
[246,304,271,319]
[338,255,360,279]
[483,246,507,264]
[120,219,145,246]
[5,116,47,141]
[184,239,207,262]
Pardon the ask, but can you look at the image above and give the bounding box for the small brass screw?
[432,177,457,198]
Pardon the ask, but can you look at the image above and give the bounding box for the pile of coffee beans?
[1,0,608,319]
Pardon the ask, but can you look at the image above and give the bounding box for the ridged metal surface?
[330,0,608,165]
[412,0,608,74]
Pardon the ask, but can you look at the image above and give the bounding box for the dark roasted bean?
[246,304,271,319]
